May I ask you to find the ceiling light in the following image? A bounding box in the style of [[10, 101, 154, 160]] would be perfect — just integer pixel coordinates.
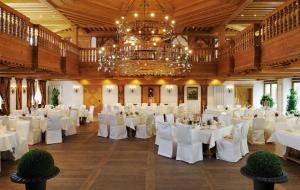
[[134, 13, 138, 17], [150, 13, 155, 17]]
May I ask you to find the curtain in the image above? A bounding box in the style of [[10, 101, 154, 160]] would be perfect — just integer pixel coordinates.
[[16, 79, 22, 110], [0, 78, 11, 115], [39, 80, 47, 106], [27, 79, 35, 109]]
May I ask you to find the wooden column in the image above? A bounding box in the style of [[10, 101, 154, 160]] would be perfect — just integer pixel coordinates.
[[71, 25, 79, 45], [201, 85, 208, 114], [177, 85, 185, 105], [118, 85, 124, 105]]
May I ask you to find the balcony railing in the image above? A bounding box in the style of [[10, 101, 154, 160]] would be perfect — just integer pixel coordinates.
[[261, 0, 300, 42]]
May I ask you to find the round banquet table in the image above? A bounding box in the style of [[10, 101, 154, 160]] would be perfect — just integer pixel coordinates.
[[0, 131, 19, 173]]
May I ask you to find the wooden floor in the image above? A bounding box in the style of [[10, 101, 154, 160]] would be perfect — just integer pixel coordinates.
[[1, 122, 300, 190]]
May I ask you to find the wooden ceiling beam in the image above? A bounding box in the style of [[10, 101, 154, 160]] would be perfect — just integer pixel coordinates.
[[222, 0, 254, 25]]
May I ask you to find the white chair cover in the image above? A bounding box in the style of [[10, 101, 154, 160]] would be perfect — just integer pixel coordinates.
[[216, 123, 243, 162], [154, 115, 164, 145], [109, 115, 127, 140], [250, 118, 266, 144], [218, 114, 232, 126], [98, 113, 108, 137], [157, 122, 176, 158], [166, 113, 175, 124], [87, 105, 95, 123], [240, 121, 250, 156], [46, 114, 63, 144], [136, 114, 153, 139], [175, 123, 203, 164], [14, 120, 30, 160], [65, 109, 78, 136]]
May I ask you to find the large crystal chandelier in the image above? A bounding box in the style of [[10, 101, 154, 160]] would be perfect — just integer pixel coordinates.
[[98, 0, 192, 76]]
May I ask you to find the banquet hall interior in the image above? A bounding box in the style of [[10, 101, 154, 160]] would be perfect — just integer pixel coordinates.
[[0, 0, 300, 189]]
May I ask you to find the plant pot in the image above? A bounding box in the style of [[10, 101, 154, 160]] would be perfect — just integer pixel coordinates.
[[240, 167, 288, 190], [10, 167, 59, 190]]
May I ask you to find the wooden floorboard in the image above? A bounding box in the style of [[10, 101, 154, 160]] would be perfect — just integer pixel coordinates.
[[1, 122, 300, 190]]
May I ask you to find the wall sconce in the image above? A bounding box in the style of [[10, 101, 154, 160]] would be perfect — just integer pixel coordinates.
[[166, 85, 173, 93], [22, 85, 27, 93], [11, 84, 16, 94], [129, 85, 136, 93], [226, 85, 234, 93], [73, 85, 80, 93], [106, 85, 113, 93]]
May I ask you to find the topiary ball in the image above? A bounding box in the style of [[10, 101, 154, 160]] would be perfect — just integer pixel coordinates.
[[17, 149, 57, 178], [246, 150, 283, 178]]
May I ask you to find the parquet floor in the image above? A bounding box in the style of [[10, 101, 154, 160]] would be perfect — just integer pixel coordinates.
[[1, 122, 300, 190]]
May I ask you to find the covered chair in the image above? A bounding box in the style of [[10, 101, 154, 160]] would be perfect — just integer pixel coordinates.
[[87, 105, 95, 123], [14, 120, 30, 160], [135, 114, 153, 139], [216, 123, 243, 162], [218, 114, 232, 126], [249, 118, 266, 144], [65, 109, 78, 136], [109, 114, 127, 140], [27, 117, 42, 145], [157, 122, 177, 158], [46, 114, 63, 144], [240, 121, 250, 156], [166, 113, 175, 125], [175, 123, 203, 164], [154, 115, 164, 145], [98, 113, 108, 137]]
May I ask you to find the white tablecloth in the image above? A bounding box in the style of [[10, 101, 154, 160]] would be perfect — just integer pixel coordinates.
[[0, 131, 19, 152], [268, 129, 300, 156], [125, 117, 139, 130]]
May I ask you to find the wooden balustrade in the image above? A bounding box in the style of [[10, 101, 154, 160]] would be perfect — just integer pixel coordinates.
[[62, 40, 80, 75], [218, 43, 235, 75], [191, 48, 218, 63], [261, 0, 300, 42], [234, 24, 261, 72], [80, 48, 99, 63]]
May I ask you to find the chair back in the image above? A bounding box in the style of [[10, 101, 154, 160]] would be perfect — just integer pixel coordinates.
[[218, 114, 232, 126], [89, 105, 95, 114], [16, 120, 30, 142], [109, 114, 124, 126], [47, 114, 63, 130], [98, 113, 107, 125], [154, 115, 164, 126], [240, 121, 250, 139], [232, 123, 243, 143], [157, 122, 172, 141], [175, 123, 192, 144], [166, 113, 175, 124], [253, 118, 266, 130], [70, 109, 79, 124]]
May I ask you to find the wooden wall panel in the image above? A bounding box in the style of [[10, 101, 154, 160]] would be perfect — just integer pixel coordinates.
[[118, 85, 124, 105], [141, 85, 160, 104], [261, 28, 300, 68], [65, 52, 79, 76], [0, 34, 32, 68], [36, 47, 62, 72], [178, 85, 184, 105], [200, 85, 208, 113], [84, 85, 102, 114]]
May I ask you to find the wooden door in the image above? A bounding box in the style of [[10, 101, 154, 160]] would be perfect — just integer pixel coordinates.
[[84, 85, 102, 115], [141, 85, 161, 104]]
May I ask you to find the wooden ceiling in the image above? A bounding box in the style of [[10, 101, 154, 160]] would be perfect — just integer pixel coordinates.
[[2, 0, 286, 34], [2, 0, 71, 32]]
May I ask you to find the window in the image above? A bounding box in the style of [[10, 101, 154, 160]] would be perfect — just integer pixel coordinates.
[[264, 81, 277, 108], [293, 80, 300, 110]]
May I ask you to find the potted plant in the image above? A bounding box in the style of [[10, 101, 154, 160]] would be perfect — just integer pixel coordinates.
[[260, 95, 274, 108], [286, 88, 298, 116], [11, 149, 60, 190], [240, 150, 288, 190], [51, 88, 60, 107]]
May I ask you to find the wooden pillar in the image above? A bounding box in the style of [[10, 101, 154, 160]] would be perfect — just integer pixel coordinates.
[[71, 25, 79, 45], [218, 25, 226, 48], [201, 85, 208, 114], [118, 85, 125, 105], [178, 85, 185, 105]]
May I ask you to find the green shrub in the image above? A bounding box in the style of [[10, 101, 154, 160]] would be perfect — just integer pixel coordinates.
[[17, 150, 56, 178], [260, 95, 274, 108], [246, 150, 282, 178], [287, 88, 298, 115]]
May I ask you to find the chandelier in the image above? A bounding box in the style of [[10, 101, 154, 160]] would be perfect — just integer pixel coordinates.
[[98, 0, 192, 76]]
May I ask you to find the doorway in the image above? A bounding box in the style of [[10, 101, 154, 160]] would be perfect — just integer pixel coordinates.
[[234, 85, 253, 107]]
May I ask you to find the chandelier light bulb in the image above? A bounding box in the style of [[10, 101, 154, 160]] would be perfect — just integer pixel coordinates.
[[115, 20, 120, 24], [139, 30, 142, 34], [163, 29, 166, 32], [153, 42, 157, 46], [172, 44, 176, 47], [165, 15, 169, 20], [126, 28, 131, 32], [113, 44, 116, 48], [150, 13, 155, 17], [134, 13, 138, 17], [121, 16, 125, 20], [184, 47, 188, 51], [99, 50, 102, 54], [189, 50, 192, 54], [151, 30, 155, 34], [101, 47, 105, 51], [171, 20, 175, 24]]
